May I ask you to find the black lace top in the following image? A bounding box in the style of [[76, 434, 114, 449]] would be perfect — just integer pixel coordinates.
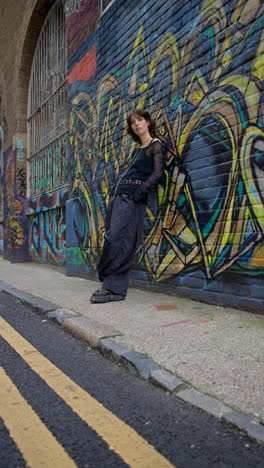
[[115, 140, 165, 202]]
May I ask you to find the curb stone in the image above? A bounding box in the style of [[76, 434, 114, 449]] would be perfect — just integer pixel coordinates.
[[98, 338, 130, 362], [0, 281, 58, 314], [222, 412, 264, 444], [120, 350, 160, 379], [0, 281, 263, 445], [150, 369, 184, 393], [20, 296, 59, 314], [62, 316, 121, 347], [177, 388, 231, 419]]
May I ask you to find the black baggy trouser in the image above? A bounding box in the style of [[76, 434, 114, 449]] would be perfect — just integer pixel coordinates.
[[97, 194, 146, 296]]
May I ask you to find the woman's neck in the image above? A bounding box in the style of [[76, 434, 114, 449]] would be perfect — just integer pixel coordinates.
[[139, 134, 153, 147]]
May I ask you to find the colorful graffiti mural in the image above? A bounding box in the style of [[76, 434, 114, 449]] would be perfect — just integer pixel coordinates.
[[29, 208, 66, 264], [3, 147, 28, 260], [66, 0, 99, 63], [27, 188, 68, 264], [29, 134, 68, 197], [68, 0, 264, 284], [64, 0, 85, 17]]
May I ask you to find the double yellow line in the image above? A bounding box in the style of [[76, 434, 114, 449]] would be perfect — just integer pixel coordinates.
[[0, 317, 176, 467]]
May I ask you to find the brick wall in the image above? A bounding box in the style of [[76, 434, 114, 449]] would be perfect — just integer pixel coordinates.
[[67, 0, 264, 313]]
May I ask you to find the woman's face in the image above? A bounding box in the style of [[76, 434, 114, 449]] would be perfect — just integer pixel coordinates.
[[130, 114, 150, 138]]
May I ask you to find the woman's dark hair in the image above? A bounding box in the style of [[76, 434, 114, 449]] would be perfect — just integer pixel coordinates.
[[127, 109, 156, 143]]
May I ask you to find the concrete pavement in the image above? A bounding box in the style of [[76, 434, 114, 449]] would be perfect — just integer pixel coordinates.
[[0, 256, 263, 444]]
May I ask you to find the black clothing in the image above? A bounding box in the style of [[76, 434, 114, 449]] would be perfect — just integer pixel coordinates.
[[97, 194, 146, 296], [90, 287, 125, 303], [115, 140, 165, 202], [96, 139, 165, 297]]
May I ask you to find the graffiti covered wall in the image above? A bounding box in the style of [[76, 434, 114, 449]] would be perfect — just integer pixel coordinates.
[[66, 0, 264, 311], [27, 136, 68, 266], [3, 142, 28, 262], [27, 188, 68, 265]]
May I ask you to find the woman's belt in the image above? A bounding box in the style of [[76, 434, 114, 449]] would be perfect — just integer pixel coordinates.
[[119, 179, 143, 185]]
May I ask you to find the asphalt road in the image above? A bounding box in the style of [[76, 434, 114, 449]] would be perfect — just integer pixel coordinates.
[[0, 291, 263, 468]]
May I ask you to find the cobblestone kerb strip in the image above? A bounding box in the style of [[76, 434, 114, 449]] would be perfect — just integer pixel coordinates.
[[0, 281, 59, 314], [0, 281, 263, 445]]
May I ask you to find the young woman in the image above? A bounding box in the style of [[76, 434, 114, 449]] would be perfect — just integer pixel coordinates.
[[90, 109, 165, 303]]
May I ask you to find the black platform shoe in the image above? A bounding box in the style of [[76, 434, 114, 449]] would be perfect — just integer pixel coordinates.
[[90, 288, 125, 303]]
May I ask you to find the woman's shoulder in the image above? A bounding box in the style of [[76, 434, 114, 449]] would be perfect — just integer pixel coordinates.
[[149, 138, 162, 148], [150, 138, 163, 151], [145, 138, 164, 157]]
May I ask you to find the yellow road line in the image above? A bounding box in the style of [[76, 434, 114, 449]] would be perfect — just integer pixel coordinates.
[[0, 317, 176, 468], [0, 366, 77, 468]]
